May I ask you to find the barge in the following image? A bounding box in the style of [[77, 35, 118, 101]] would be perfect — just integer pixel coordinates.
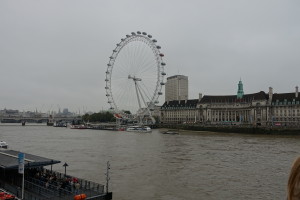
[[0, 149, 112, 200]]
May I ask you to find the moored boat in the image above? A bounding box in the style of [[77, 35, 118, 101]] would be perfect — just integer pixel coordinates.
[[53, 122, 67, 127], [69, 124, 87, 129], [0, 141, 8, 149], [46, 115, 54, 126], [126, 125, 151, 133]]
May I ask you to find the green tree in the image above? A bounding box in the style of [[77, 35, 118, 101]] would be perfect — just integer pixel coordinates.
[[82, 111, 115, 122], [82, 114, 90, 122]]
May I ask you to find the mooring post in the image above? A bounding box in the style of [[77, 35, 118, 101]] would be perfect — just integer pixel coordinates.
[[106, 161, 110, 193]]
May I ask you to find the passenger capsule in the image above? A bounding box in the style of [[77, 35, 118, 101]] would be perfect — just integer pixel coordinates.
[[154, 100, 159, 104], [137, 31, 141, 34], [121, 38, 125, 41], [161, 62, 166, 66], [131, 32, 136, 35], [110, 107, 114, 110], [106, 94, 110, 96], [107, 64, 111, 66], [116, 43, 120, 46], [158, 92, 163, 95], [105, 86, 109, 89], [105, 79, 109, 81], [108, 101, 112, 103], [160, 82, 165, 85], [152, 39, 157, 43], [113, 50, 117, 52], [109, 56, 114, 59], [159, 53, 164, 57], [106, 71, 109, 74], [142, 32, 147, 35], [161, 72, 166, 76], [148, 35, 152, 38], [126, 35, 130, 38], [156, 46, 161, 49]]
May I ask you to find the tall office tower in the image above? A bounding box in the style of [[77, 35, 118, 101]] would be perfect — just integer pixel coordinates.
[[165, 75, 188, 101]]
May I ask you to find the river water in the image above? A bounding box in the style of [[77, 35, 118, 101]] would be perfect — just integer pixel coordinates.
[[0, 124, 299, 200]]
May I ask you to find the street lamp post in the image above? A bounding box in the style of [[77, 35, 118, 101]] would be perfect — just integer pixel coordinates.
[[63, 162, 68, 177]]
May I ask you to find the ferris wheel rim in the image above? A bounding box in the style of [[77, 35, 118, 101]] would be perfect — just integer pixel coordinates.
[[105, 31, 166, 119]]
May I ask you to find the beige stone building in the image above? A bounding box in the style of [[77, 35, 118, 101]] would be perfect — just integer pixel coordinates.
[[198, 91, 268, 125], [160, 80, 300, 127], [268, 86, 300, 127], [160, 99, 199, 124]]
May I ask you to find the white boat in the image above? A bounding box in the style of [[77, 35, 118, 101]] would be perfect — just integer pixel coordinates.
[[0, 141, 8, 149], [126, 125, 152, 133]]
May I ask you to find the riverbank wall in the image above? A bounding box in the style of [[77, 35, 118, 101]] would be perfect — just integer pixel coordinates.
[[158, 124, 300, 135]]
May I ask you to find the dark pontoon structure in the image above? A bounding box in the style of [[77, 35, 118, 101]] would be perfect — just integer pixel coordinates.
[[0, 149, 112, 200]]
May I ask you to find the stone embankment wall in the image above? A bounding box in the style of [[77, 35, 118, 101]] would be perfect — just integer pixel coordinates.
[[158, 124, 300, 135]]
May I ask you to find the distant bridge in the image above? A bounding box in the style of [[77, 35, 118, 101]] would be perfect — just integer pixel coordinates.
[[0, 116, 81, 123]]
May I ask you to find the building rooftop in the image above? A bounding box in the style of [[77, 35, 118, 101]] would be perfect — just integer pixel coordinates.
[[0, 149, 60, 169], [161, 99, 198, 108], [166, 75, 188, 80], [272, 92, 300, 102], [200, 91, 267, 103]]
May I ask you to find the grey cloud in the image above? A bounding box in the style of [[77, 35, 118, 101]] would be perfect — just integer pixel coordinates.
[[0, 0, 300, 112]]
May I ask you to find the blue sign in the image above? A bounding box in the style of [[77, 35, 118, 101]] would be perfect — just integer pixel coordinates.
[[18, 152, 25, 174]]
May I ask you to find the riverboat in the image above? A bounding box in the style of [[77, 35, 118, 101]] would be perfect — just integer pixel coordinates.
[[0, 149, 112, 200], [47, 115, 54, 126], [126, 125, 151, 133], [0, 141, 8, 149], [162, 130, 179, 135], [53, 122, 67, 127], [69, 124, 87, 129]]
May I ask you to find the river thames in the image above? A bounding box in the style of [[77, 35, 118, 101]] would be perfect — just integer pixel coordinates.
[[0, 125, 299, 200]]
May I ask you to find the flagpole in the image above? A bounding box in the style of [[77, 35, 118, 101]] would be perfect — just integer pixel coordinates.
[[22, 170, 24, 199]]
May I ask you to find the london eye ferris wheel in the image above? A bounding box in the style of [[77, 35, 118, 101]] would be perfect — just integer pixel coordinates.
[[105, 31, 166, 123]]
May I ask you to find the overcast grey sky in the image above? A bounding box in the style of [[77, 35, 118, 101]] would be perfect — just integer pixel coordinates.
[[1, 0, 300, 113]]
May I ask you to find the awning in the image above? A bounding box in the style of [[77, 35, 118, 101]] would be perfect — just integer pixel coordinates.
[[0, 149, 60, 169]]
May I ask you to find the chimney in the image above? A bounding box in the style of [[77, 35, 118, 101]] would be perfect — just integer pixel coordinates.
[[296, 86, 299, 98], [268, 87, 273, 102], [199, 93, 203, 101]]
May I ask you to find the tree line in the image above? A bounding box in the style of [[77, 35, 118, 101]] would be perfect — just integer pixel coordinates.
[[82, 112, 115, 122]]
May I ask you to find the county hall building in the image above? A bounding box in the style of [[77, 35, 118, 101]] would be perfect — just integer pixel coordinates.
[[160, 80, 300, 127]]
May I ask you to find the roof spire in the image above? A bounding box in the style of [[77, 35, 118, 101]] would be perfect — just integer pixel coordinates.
[[237, 79, 244, 99]]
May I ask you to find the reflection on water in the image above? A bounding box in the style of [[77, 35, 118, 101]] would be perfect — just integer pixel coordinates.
[[1, 125, 300, 200]]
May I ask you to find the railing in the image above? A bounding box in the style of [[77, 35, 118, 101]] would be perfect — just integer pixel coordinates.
[[0, 169, 106, 200], [25, 177, 72, 196], [43, 169, 104, 193], [25, 180, 71, 200]]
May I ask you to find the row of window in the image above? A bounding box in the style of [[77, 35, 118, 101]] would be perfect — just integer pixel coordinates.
[[272, 100, 300, 105], [162, 107, 196, 110], [210, 111, 250, 116], [273, 118, 300, 121], [273, 109, 300, 113], [273, 113, 300, 117]]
